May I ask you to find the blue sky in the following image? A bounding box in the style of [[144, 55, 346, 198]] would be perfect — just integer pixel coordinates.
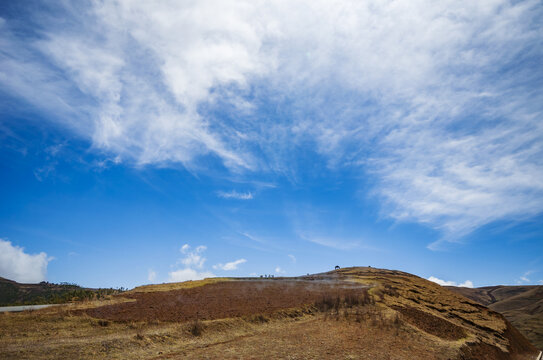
[[1, 1, 542, 289]]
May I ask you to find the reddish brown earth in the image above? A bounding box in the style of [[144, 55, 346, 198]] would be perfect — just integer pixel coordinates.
[[85, 279, 369, 322], [392, 305, 466, 340]]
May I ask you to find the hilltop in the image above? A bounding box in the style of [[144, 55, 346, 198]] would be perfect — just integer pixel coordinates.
[[0, 267, 539, 359], [448, 285, 543, 350]]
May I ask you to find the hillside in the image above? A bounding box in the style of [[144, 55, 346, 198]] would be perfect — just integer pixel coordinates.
[[448, 285, 543, 350], [0, 277, 122, 306], [0, 267, 539, 359]]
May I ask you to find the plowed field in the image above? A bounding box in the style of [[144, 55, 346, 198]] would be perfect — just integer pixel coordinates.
[[85, 279, 369, 322]]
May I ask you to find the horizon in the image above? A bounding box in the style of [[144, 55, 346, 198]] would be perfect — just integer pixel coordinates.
[[2, 265, 543, 290], [1, 1, 542, 290]]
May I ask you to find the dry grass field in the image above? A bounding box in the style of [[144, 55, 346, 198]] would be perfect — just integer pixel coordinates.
[[0, 267, 539, 359]]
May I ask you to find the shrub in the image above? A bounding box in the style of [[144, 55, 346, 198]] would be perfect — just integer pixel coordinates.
[[189, 319, 204, 336], [97, 320, 110, 327]]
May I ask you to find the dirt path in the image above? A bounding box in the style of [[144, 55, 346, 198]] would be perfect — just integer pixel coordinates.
[[0, 304, 61, 312], [487, 288, 498, 304]]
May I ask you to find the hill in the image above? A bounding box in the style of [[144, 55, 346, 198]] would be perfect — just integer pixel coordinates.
[[448, 285, 543, 350], [0, 267, 539, 359], [0, 276, 122, 306]]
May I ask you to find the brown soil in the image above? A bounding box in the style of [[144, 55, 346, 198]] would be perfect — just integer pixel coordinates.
[[154, 316, 458, 360], [458, 333, 536, 360], [84, 279, 369, 322], [459, 341, 512, 360], [393, 305, 466, 340]]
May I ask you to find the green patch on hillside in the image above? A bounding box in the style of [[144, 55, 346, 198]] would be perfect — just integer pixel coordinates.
[[0, 277, 124, 306]]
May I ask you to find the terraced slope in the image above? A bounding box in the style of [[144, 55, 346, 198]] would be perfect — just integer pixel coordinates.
[[449, 285, 543, 350], [338, 267, 537, 359]]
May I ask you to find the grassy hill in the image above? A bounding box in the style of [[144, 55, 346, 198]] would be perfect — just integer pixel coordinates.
[[0, 267, 538, 359], [448, 285, 543, 350], [0, 277, 123, 306]]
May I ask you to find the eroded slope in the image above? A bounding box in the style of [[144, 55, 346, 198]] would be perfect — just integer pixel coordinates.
[[449, 285, 543, 350]]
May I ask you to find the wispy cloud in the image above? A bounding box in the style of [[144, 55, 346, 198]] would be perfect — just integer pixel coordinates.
[[518, 270, 535, 284], [428, 276, 474, 288], [302, 236, 360, 251], [377, 120, 543, 247], [147, 269, 157, 282], [240, 232, 267, 245], [217, 190, 254, 200], [33, 144, 66, 182], [235, 231, 280, 253], [213, 258, 247, 271], [290, 204, 372, 251], [2, 1, 542, 242], [288, 254, 296, 263]]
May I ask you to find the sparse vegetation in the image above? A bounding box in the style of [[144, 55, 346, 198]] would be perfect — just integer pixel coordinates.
[[313, 290, 373, 313], [129, 277, 232, 293], [313, 291, 402, 333]]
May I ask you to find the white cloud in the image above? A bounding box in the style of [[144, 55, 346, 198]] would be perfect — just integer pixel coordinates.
[[288, 254, 296, 263], [2, 1, 542, 241], [275, 267, 285, 274], [377, 121, 543, 247], [180, 244, 191, 254], [538, 280, 543, 285], [217, 190, 254, 200], [428, 276, 474, 288], [168, 244, 215, 282], [147, 269, 157, 282], [168, 268, 215, 282], [213, 258, 247, 271], [0, 239, 51, 283], [178, 244, 207, 269]]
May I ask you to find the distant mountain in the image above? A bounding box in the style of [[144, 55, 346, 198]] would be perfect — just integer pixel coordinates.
[[0, 277, 121, 306], [448, 285, 543, 350]]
